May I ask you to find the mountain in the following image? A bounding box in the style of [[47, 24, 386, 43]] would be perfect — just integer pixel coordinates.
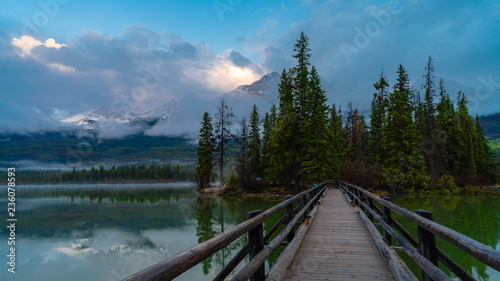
[[226, 72, 280, 98], [61, 100, 178, 130], [61, 72, 282, 135]]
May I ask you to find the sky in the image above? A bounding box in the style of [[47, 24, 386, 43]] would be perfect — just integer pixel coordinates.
[[0, 0, 499, 135]]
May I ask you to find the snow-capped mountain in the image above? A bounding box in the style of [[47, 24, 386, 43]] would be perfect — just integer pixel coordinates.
[[226, 72, 280, 98], [60, 100, 178, 130], [62, 72, 282, 131]]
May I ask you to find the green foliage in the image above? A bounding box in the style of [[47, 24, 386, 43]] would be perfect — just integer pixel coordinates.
[[383, 65, 423, 173], [222, 169, 242, 196], [196, 112, 215, 188], [299, 66, 337, 180], [265, 32, 338, 187], [367, 70, 389, 165], [433, 175, 460, 195], [18, 163, 194, 184], [214, 97, 236, 185], [247, 105, 262, 178]]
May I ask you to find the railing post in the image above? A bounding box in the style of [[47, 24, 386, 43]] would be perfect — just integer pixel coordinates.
[[309, 192, 315, 212], [367, 197, 374, 222], [301, 195, 307, 222], [285, 196, 295, 243], [383, 197, 392, 246], [359, 192, 365, 212], [248, 210, 265, 281], [416, 210, 438, 281]]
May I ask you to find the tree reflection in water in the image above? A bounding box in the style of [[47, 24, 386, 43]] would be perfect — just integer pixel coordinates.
[[391, 195, 500, 281]]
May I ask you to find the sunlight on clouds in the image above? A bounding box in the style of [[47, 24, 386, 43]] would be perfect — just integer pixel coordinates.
[[187, 54, 260, 93], [11, 36, 42, 57], [11, 36, 66, 57], [11, 36, 75, 74]]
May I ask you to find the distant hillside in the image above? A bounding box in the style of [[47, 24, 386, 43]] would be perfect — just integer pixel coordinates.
[[480, 112, 500, 160], [479, 112, 500, 139], [0, 131, 196, 166]]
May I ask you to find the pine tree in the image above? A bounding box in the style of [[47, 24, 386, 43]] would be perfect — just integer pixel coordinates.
[[262, 104, 277, 179], [457, 91, 476, 177], [383, 65, 423, 173], [196, 112, 215, 188], [292, 32, 312, 187], [329, 103, 345, 165], [236, 118, 250, 187], [300, 66, 337, 181], [420, 56, 447, 178], [269, 69, 298, 187], [293, 31, 312, 118], [367, 70, 389, 164], [436, 80, 461, 174], [247, 105, 262, 178], [474, 115, 498, 183], [214, 97, 235, 186]]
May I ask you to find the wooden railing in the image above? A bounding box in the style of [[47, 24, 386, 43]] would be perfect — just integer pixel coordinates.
[[338, 181, 500, 281], [124, 183, 328, 281]]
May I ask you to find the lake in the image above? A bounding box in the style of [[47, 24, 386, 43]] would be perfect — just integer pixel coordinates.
[[1, 184, 498, 280], [391, 194, 500, 280], [0, 183, 284, 281]]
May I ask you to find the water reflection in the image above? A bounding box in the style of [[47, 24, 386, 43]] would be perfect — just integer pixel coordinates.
[[391, 195, 500, 281], [0, 184, 284, 281]]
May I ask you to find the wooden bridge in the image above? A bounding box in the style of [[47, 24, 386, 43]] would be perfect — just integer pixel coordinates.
[[125, 182, 500, 281]]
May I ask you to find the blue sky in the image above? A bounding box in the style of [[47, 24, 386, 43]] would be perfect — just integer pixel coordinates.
[[1, 0, 499, 134]]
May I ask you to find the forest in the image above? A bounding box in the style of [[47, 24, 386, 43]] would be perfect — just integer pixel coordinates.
[[196, 32, 499, 194], [17, 163, 193, 184]]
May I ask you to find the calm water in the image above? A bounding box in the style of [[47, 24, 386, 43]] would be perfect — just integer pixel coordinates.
[[391, 195, 500, 281], [0, 183, 284, 281]]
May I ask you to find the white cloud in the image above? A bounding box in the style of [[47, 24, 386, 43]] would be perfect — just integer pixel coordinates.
[[11, 36, 66, 57]]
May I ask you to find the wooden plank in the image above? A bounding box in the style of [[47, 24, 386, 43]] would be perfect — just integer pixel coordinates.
[[282, 188, 395, 280]]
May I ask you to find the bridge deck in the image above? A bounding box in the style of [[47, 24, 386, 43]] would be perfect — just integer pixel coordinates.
[[284, 188, 395, 280]]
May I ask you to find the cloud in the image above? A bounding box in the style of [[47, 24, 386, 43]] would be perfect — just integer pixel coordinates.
[[250, 0, 500, 115], [11, 36, 65, 57], [1, 25, 265, 133]]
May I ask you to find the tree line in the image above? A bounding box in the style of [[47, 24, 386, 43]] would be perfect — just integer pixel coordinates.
[[196, 32, 498, 193], [18, 163, 193, 184]]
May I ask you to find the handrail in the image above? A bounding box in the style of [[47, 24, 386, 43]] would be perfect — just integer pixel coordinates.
[[339, 181, 500, 280], [341, 185, 452, 280], [125, 183, 327, 281], [340, 181, 500, 271], [230, 186, 326, 281]]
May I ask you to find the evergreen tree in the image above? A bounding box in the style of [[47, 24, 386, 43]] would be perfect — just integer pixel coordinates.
[[196, 113, 215, 188], [269, 69, 298, 187], [421, 56, 447, 178], [247, 105, 262, 178], [236, 118, 250, 187], [292, 32, 313, 187], [457, 91, 476, 177], [383, 65, 423, 173], [344, 103, 365, 166], [474, 115, 498, 183], [292, 31, 312, 118], [262, 104, 277, 179], [436, 80, 461, 174], [329, 103, 345, 165], [367, 70, 389, 164], [300, 66, 338, 180], [214, 97, 235, 186]]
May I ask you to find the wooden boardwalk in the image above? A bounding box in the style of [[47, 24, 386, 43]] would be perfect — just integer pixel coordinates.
[[284, 188, 395, 280]]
